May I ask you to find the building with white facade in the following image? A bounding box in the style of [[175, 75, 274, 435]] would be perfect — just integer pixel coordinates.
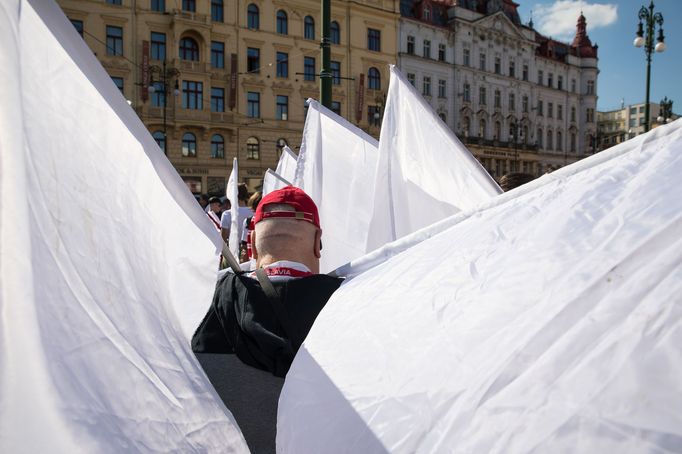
[[398, 0, 599, 179]]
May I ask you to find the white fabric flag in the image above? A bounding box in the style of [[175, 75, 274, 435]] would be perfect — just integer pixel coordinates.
[[0, 1, 248, 452], [276, 145, 298, 184], [226, 157, 240, 259], [294, 99, 379, 272], [262, 168, 293, 196], [279, 121, 682, 453], [366, 65, 501, 252]]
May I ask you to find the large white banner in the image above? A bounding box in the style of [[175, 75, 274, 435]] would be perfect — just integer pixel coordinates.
[[276, 146, 298, 185], [365, 66, 501, 252], [0, 1, 248, 452], [279, 120, 682, 453], [294, 100, 379, 272]]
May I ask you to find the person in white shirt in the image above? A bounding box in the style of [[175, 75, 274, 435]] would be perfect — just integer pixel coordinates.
[[220, 183, 254, 244]]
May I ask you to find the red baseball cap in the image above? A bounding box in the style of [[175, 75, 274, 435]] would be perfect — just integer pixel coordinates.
[[254, 186, 320, 228]]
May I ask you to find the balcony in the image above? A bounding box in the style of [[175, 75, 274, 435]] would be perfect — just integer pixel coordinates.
[[172, 10, 210, 26]]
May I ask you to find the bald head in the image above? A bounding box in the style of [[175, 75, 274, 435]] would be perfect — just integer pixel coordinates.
[[252, 203, 322, 274]]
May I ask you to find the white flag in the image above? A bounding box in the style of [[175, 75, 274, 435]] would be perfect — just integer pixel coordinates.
[[294, 99, 379, 272], [366, 65, 501, 251], [276, 145, 298, 184], [226, 157, 240, 259], [0, 1, 248, 452], [279, 120, 682, 453]]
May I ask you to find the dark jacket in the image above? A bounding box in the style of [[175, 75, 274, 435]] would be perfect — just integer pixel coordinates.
[[192, 272, 343, 377]]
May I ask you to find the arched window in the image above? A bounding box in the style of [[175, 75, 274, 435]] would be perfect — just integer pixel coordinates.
[[330, 21, 340, 44], [179, 37, 199, 61], [537, 127, 543, 148], [547, 129, 553, 150], [479, 118, 486, 138], [182, 132, 197, 157], [246, 136, 260, 160], [304, 16, 315, 40], [556, 130, 563, 151], [276, 10, 288, 35], [570, 132, 576, 152], [368, 67, 381, 90], [211, 134, 224, 158], [247, 4, 259, 30], [152, 131, 166, 154]]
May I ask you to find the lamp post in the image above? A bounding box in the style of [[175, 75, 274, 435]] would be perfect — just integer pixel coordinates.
[[147, 60, 181, 153], [657, 96, 674, 124], [633, 0, 666, 133]]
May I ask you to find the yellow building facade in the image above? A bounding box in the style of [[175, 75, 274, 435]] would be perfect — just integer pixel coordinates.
[[57, 0, 398, 194]]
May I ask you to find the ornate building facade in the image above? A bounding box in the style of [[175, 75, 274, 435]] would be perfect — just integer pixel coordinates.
[[58, 0, 398, 194], [399, 0, 599, 179]]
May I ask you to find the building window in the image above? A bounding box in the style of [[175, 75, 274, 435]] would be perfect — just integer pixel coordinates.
[[438, 79, 446, 98], [571, 106, 577, 122], [368, 67, 380, 90], [558, 75, 563, 90], [639, 105, 645, 113], [423, 40, 431, 58], [509, 93, 515, 111], [151, 82, 165, 107], [276, 52, 288, 78], [150, 32, 166, 60], [182, 0, 196, 11], [547, 129, 553, 150], [304, 16, 315, 39], [557, 104, 563, 120], [367, 28, 381, 51], [571, 78, 576, 92], [509, 60, 515, 78], [182, 80, 203, 109], [548, 73, 553, 88], [423, 5, 431, 20], [368, 105, 381, 126], [522, 64, 528, 81], [106, 26, 123, 56], [407, 35, 415, 54], [407, 73, 415, 86], [211, 87, 225, 112], [556, 130, 563, 151], [586, 108, 594, 123], [304, 57, 315, 81], [438, 44, 446, 62], [246, 137, 260, 159], [462, 116, 471, 135], [522, 95, 528, 112], [571, 133, 576, 152], [247, 47, 260, 73], [548, 102, 553, 118], [479, 86, 486, 105], [537, 100, 543, 116], [211, 134, 225, 158], [494, 121, 501, 140], [247, 92, 260, 118], [463, 48, 470, 66], [494, 56, 501, 74], [247, 4, 259, 29], [151, 0, 165, 12], [182, 132, 197, 157], [277, 10, 288, 34], [179, 37, 199, 61], [211, 41, 224, 68], [479, 52, 486, 71], [537, 70, 543, 85], [153, 131, 165, 153], [331, 21, 340, 44], [107, 0, 122, 5], [111, 76, 124, 93], [276, 95, 289, 120], [463, 83, 470, 102], [423, 76, 431, 96], [494, 89, 501, 108], [331, 101, 341, 115], [479, 118, 486, 138], [331, 60, 341, 85], [537, 128, 543, 148], [211, 0, 223, 22], [70, 19, 83, 37], [587, 80, 595, 95]]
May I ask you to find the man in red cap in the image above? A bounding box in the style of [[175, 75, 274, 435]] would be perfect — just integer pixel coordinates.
[[192, 186, 342, 378]]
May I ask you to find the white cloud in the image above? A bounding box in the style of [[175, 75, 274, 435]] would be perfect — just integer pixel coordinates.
[[533, 0, 618, 41]]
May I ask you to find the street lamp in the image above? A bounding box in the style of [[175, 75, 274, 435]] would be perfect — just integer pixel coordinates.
[[633, 0, 666, 133], [657, 96, 674, 124], [147, 60, 181, 153]]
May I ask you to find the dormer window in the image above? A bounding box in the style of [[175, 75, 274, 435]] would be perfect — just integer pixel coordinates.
[[423, 6, 431, 20]]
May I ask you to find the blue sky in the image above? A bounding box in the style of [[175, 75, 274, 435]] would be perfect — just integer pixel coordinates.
[[514, 0, 681, 111]]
